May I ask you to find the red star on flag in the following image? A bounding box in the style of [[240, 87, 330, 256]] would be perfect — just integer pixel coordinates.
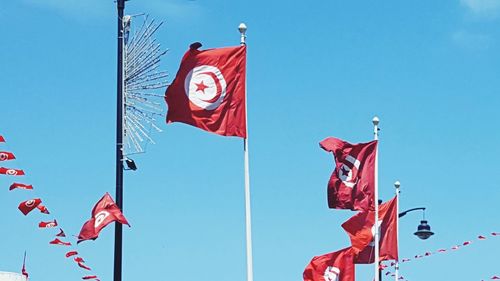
[[195, 81, 209, 93]]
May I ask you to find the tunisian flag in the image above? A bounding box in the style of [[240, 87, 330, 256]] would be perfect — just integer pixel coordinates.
[[0, 167, 25, 176], [341, 196, 398, 263], [303, 247, 355, 281], [18, 199, 42, 215], [320, 137, 377, 211], [0, 151, 16, 161], [165, 42, 247, 138], [78, 193, 129, 243]]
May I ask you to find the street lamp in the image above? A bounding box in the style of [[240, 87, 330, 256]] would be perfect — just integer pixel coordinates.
[[398, 207, 434, 240]]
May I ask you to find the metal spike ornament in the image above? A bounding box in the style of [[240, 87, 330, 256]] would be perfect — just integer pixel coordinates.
[[123, 15, 168, 155]]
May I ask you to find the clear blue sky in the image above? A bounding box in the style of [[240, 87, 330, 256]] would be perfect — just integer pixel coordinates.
[[1, 0, 500, 280]]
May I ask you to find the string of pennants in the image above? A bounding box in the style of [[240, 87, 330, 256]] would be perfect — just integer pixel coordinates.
[[379, 232, 500, 281], [0, 134, 100, 281]]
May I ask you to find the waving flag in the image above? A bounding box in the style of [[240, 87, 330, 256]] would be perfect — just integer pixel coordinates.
[[39, 220, 58, 228], [57, 229, 66, 237], [18, 199, 42, 215], [10, 183, 33, 191], [165, 43, 247, 138], [0, 167, 25, 176], [66, 251, 78, 258], [320, 137, 377, 211], [37, 204, 50, 214], [0, 135, 5, 142], [342, 196, 398, 263], [303, 247, 355, 281], [78, 193, 130, 243], [0, 151, 16, 161], [50, 238, 72, 246]]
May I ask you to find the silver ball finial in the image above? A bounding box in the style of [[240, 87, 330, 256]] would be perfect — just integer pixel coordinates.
[[372, 116, 380, 126], [238, 23, 247, 34], [394, 180, 401, 189]]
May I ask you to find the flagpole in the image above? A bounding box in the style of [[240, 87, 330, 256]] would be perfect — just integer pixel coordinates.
[[372, 116, 380, 281], [239, 22, 254, 281], [114, 1, 125, 281], [394, 181, 400, 281]]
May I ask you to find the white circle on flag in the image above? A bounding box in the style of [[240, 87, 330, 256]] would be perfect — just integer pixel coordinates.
[[0, 153, 7, 161], [184, 65, 227, 110], [25, 200, 35, 208], [323, 266, 340, 281], [94, 210, 110, 228], [6, 169, 17, 175], [46, 222, 56, 228]]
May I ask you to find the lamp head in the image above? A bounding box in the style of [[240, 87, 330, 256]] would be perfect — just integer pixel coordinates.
[[414, 220, 434, 240], [125, 158, 137, 171]]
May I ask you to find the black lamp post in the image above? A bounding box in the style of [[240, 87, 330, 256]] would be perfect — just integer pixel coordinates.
[[398, 207, 434, 240]]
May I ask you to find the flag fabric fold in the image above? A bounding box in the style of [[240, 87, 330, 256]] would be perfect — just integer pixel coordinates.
[[320, 137, 377, 211], [303, 247, 355, 281], [165, 43, 247, 138], [78, 192, 130, 243], [342, 196, 398, 263]]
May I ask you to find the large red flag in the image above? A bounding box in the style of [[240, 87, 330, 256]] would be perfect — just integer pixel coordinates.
[[18, 199, 42, 215], [303, 247, 355, 281], [342, 196, 398, 263], [0, 151, 16, 161], [165, 43, 247, 138], [320, 137, 377, 211], [0, 167, 25, 176], [78, 193, 130, 243]]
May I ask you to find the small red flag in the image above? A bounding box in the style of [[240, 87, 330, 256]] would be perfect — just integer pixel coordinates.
[[74, 257, 85, 263], [320, 137, 377, 211], [66, 251, 78, 258], [37, 204, 50, 214], [478, 235, 487, 240], [18, 199, 42, 215], [82, 276, 99, 280], [78, 193, 130, 243], [10, 183, 33, 191], [0, 151, 16, 161], [0, 135, 5, 142], [57, 228, 66, 237], [76, 260, 91, 271], [0, 167, 25, 176], [165, 43, 247, 138], [49, 238, 71, 246], [303, 247, 355, 281], [39, 220, 58, 228], [437, 249, 447, 253], [491, 276, 500, 280], [463, 241, 471, 246], [342, 196, 398, 263], [492, 232, 500, 236]]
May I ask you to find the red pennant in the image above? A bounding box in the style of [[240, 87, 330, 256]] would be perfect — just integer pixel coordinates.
[[18, 199, 42, 215], [0, 167, 25, 176], [56, 228, 66, 237], [320, 137, 377, 211], [77, 261, 91, 271], [424, 252, 432, 256], [82, 276, 99, 280], [463, 241, 471, 246], [66, 251, 78, 258], [401, 258, 410, 262], [478, 235, 487, 240], [165, 44, 247, 138], [437, 249, 447, 253], [492, 232, 500, 236], [37, 204, 50, 214], [491, 276, 500, 280], [0, 135, 5, 142], [49, 238, 71, 246], [9, 183, 33, 191], [0, 151, 16, 161], [451, 245, 460, 250], [39, 220, 58, 228], [303, 247, 355, 281], [78, 193, 130, 243], [74, 257, 85, 263]]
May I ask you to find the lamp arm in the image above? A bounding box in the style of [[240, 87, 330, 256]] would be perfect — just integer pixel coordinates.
[[398, 207, 426, 218]]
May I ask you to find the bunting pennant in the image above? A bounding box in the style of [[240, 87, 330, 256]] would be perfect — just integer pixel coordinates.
[[49, 238, 72, 246], [66, 251, 78, 258], [82, 276, 99, 280], [0, 135, 5, 142], [0, 167, 25, 176], [56, 228, 66, 237], [18, 199, 42, 215], [0, 151, 16, 161], [10, 183, 33, 191], [39, 220, 58, 228], [37, 204, 50, 214]]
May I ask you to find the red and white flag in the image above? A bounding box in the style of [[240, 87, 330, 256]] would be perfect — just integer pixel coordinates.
[[0, 135, 5, 142], [49, 238, 72, 246], [57, 228, 66, 237], [0, 151, 16, 161], [165, 43, 247, 138], [0, 167, 25, 176], [78, 193, 130, 243], [342, 196, 398, 263], [303, 247, 355, 281], [37, 204, 50, 214], [82, 276, 99, 280], [10, 183, 33, 191], [66, 251, 78, 258], [320, 137, 377, 211], [18, 199, 42, 215], [39, 220, 58, 228]]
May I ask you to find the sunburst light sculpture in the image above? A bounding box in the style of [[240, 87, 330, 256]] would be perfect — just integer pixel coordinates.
[[123, 15, 168, 155]]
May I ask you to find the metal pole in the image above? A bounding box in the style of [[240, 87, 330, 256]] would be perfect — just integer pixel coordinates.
[[394, 181, 401, 281], [115, 1, 125, 281], [239, 22, 254, 281], [372, 116, 380, 281]]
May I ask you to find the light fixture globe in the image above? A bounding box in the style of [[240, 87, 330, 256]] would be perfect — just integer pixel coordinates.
[[414, 220, 434, 240]]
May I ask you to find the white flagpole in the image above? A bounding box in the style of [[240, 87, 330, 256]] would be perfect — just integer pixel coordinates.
[[372, 116, 380, 281], [394, 181, 401, 281], [239, 22, 254, 281]]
